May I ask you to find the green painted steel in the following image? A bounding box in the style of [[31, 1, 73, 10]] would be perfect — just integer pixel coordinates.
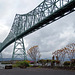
[[0, 0, 75, 52], [0, 52, 3, 61], [12, 38, 27, 60]]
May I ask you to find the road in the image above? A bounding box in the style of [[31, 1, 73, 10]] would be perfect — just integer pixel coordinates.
[[0, 68, 75, 75]]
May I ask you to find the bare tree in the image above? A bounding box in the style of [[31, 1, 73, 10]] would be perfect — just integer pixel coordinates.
[[27, 46, 41, 63], [66, 43, 75, 60], [52, 43, 75, 62]]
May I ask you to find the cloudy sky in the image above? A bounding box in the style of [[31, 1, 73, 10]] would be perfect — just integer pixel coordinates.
[[0, 0, 75, 59]]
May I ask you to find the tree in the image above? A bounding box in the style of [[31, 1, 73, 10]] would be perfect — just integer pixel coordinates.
[[27, 46, 41, 64], [52, 43, 75, 62], [66, 43, 75, 60]]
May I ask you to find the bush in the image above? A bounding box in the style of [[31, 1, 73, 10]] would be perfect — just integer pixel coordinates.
[[71, 59, 75, 66], [55, 60, 60, 65], [51, 60, 56, 67], [51, 60, 56, 63], [46, 59, 51, 63], [1, 61, 12, 64], [12, 64, 18, 68], [63, 61, 70, 67], [30, 61, 35, 64], [15, 61, 29, 68], [38, 59, 47, 66]]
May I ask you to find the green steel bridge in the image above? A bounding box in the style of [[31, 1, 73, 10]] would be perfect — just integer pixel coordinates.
[[0, 0, 75, 59]]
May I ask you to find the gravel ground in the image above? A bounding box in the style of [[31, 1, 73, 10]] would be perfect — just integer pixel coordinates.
[[0, 68, 75, 75]]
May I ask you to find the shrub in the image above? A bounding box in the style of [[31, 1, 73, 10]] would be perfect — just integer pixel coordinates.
[[1, 61, 12, 64], [55, 60, 60, 65], [71, 59, 75, 66], [38, 59, 47, 66], [51, 60, 56, 67], [46, 59, 51, 66], [16, 61, 29, 68], [26, 60, 30, 64], [51, 60, 56, 63], [30, 61, 35, 64], [12, 64, 18, 68], [46, 59, 51, 63], [63, 61, 70, 67]]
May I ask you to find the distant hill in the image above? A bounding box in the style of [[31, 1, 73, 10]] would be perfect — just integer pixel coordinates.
[[0, 58, 32, 61], [0, 57, 70, 61]]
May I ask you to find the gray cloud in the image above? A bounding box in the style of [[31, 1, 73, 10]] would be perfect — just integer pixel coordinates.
[[24, 12, 75, 59], [0, 0, 75, 59]]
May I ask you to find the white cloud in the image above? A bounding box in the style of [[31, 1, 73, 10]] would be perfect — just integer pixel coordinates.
[[0, 24, 10, 42], [0, 0, 75, 59]]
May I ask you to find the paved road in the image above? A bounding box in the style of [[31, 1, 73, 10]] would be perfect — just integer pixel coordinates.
[[0, 68, 75, 75]]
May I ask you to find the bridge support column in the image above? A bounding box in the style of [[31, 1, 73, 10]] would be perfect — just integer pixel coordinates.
[[0, 52, 3, 62], [12, 38, 27, 61]]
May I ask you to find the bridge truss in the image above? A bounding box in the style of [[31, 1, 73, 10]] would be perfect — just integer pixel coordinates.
[[0, 0, 75, 59]]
